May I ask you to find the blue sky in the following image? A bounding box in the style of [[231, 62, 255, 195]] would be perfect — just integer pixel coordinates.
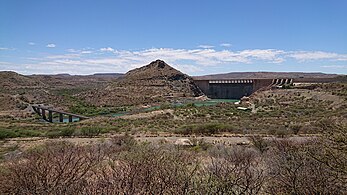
[[0, 0, 347, 75]]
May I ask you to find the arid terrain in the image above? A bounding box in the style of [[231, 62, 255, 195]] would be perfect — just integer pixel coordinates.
[[0, 60, 346, 194]]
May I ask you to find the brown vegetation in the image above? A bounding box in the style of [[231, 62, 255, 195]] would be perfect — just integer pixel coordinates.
[[0, 125, 346, 194]]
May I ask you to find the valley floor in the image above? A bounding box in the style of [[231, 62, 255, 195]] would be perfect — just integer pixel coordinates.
[[0, 82, 346, 194]]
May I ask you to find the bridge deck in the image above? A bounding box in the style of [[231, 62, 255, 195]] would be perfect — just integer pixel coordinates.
[[32, 106, 90, 119]]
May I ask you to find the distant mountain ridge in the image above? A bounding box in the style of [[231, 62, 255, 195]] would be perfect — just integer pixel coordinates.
[[29, 73, 124, 78], [2, 70, 339, 80], [193, 72, 340, 80], [93, 73, 124, 78], [0, 64, 345, 111]]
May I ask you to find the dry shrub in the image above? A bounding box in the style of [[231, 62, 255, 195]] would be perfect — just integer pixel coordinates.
[[315, 119, 347, 177], [265, 139, 344, 194], [248, 135, 269, 153], [0, 131, 346, 194], [201, 145, 266, 194], [0, 141, 104, 195], [84, 144, 200, 194]]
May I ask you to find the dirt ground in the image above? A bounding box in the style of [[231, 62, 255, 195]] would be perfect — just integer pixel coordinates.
[[119, 109, 175, 120], [0, 134, 317, 157]]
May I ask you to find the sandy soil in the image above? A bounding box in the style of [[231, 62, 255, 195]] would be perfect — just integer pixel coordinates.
[[119, 109, 174, 120], [0, 134, 317, 156]]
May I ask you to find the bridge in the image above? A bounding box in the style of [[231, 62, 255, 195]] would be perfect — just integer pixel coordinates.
[[32, 105, 89, 123], [193, 78, 293, 99]]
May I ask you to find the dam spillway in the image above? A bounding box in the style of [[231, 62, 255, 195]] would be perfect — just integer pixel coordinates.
[[207, 80, 254, 99]]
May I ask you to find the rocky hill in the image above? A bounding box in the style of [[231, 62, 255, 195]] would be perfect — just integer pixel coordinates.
[[118, 60, 202, 95], [0, 71, 118, 114], [0, 71, 45, 91], [79, 60, 203, 106], [0, 72, 46, 115]]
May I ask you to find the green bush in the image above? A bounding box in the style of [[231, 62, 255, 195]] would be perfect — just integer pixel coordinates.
[[275, 129, 290, 138], [0, 129, 18, 140], [282, 84, 293, 89], [14, 129, 42, 137], [184, 103, 196, 108], [46, 130, 62, 139], [0, 128, 45, 139], [290, 124, 302, 135], [60, 128, 75, 137], [80, 127, 101, 137], [159, 103, 172, 110], [190, 138, 211, 151], [45, 128, 75, 138]]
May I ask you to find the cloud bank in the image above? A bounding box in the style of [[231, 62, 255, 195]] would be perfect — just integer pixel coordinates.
[[1, 46, 347, 75]]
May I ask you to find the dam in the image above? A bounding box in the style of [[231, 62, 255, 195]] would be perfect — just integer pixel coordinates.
[[193, 78, 293, 99], [193, 76, 345, 99]]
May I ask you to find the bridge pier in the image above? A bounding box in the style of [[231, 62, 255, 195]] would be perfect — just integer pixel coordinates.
[[42, 109, 46, 120], [37, 108, 42, 116], [32, 106, 37, 114], [59, 113, 64, 122], [35, 108, 40, 115], [48, 111, 53, 123]]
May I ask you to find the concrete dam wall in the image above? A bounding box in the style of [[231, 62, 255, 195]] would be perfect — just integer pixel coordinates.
[[193, 79, 278, 99], [209, 83, 253, 99], [194, 77, 344, 99]]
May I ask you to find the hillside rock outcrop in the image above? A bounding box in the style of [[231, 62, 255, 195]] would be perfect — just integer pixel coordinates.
[[80, 60, 203, 106]]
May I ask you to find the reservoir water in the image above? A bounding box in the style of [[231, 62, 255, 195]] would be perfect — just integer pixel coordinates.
[[111, 99, 238, 117]]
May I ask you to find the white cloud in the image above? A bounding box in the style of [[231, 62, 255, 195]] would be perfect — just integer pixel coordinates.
[[67, 48, 93, 54], [239, 49, 285, 63], [28, 42, 36, 46], [67, 48, 78, 53], [3, 46, 347, 75], [45, 54, 80, 59], [0, 61, 13, 66], [197, 45, 214, 49], [0, 47, 15, 51], [173, 63, 204, 73], [24, 48, 286, 74], [100, 47, 114, 52], [220, 43, 232, 47], [46, 43, 56, 48], [287, 51, 347, 62], [321, 65, 347, 69], [81, 50, 92, 54]]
